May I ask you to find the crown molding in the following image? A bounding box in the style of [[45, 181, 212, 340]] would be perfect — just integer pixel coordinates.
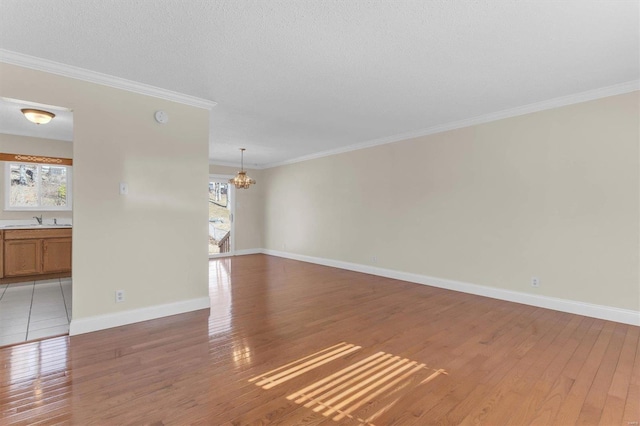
[[209, 173, 234, 180], [208, 159, 245, 168], [263, 80, 640, 169], [0, 49, 217, 110], [209, 159, 264, 170]]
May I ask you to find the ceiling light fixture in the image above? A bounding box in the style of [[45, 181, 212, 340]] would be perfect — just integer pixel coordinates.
[[229, 148, 256, 189], [21, 108, 55, 125]]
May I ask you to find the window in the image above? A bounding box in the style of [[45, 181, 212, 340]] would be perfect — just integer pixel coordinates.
[[5, 162, 72, 211]]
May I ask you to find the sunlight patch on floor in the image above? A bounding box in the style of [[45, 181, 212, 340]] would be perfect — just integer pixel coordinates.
[[251, 343, 446, 425], [249, 342, 361, 389], [287, 351, 446, 424]]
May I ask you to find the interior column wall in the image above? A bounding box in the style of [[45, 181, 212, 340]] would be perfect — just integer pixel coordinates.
[[0, 63, 211, 327]]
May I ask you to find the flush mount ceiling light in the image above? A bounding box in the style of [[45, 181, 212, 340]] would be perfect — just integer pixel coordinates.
[[229, 148, 256, 189], [21, 108, 55, 125]]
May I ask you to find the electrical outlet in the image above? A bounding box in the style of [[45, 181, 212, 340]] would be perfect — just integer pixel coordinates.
[[372, 256, 378, 264], [115, 290, 125, 303], [531, 277, 540, 288]]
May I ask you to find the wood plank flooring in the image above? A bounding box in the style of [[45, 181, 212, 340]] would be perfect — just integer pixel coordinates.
[[1, 254, 638, 425]]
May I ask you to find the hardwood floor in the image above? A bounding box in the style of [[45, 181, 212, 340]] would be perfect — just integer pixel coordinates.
[[1, 254, 638, 425]]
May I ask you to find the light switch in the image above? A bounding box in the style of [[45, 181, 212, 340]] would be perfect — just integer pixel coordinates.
[[119, 182, 129, 195]]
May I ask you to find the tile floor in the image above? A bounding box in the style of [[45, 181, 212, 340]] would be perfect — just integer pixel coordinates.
[[0, 278, 72, 346]]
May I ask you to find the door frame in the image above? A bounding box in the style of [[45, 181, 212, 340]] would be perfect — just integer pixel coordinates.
[[208, 174, 235, 259]]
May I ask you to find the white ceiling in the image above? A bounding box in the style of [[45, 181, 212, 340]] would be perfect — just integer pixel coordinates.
[[0, 1, 638, 167]]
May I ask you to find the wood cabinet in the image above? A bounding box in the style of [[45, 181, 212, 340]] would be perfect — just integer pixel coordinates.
[[4, 239, 41, 276], [43, 238, 72, 273], [2, 228, 71, 278]]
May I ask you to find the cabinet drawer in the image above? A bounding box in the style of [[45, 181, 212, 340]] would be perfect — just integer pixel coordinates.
[[4, 228, 72, 240]]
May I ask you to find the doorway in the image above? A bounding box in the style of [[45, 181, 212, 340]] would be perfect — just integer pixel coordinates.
[[208, 175, 235, 258], [0, 97, 73, 346]]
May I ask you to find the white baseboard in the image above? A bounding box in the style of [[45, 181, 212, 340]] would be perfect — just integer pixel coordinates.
[[69, 250, 638, 336], [69, 297, 210, 336], [262, 249, 640, 326], [208, 249, 263, 260], [234, 249, 263, 256]]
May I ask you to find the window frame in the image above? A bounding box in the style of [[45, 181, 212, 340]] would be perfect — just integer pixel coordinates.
[[4, 162, 73, 211]]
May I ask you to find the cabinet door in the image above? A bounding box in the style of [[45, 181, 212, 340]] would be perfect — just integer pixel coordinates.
[[42, 238, 72, 273], [4, 239, 41, 276]]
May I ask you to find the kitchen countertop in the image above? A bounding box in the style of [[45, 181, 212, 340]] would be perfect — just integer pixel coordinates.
[[0, 224, 72, 230]]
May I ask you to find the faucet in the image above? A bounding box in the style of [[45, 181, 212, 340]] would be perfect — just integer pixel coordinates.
[[33, 215, 43, 225]]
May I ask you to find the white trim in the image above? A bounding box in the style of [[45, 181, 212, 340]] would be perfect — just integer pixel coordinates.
[[3, 50, 634, 170], [0, 49, 217, 110], [209, 173, 234, 180], [208, 160, 262, 172], [261, 249, 640, 326], [69, 297, 210, 335], [209, 160, 245, 169], [208, 248, 262, 259], [208, 253, 231, 259], [234, 248, 263, 256], [262, 81, 640, 169]]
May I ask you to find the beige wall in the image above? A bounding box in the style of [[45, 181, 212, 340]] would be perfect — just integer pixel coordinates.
[[263, 92, 640, 311], [0, 63, 210, 320], [209, 164, 264, 251], [0, 133, 73, 221]]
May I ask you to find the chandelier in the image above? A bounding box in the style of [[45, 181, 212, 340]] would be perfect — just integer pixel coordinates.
[[229, 148, 256, 189]]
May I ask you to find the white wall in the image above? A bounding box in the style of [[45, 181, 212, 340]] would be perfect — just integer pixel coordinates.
[[0, 133, 73, 221], [263, 92, 640, 313], [0, 63, 211, 332]]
